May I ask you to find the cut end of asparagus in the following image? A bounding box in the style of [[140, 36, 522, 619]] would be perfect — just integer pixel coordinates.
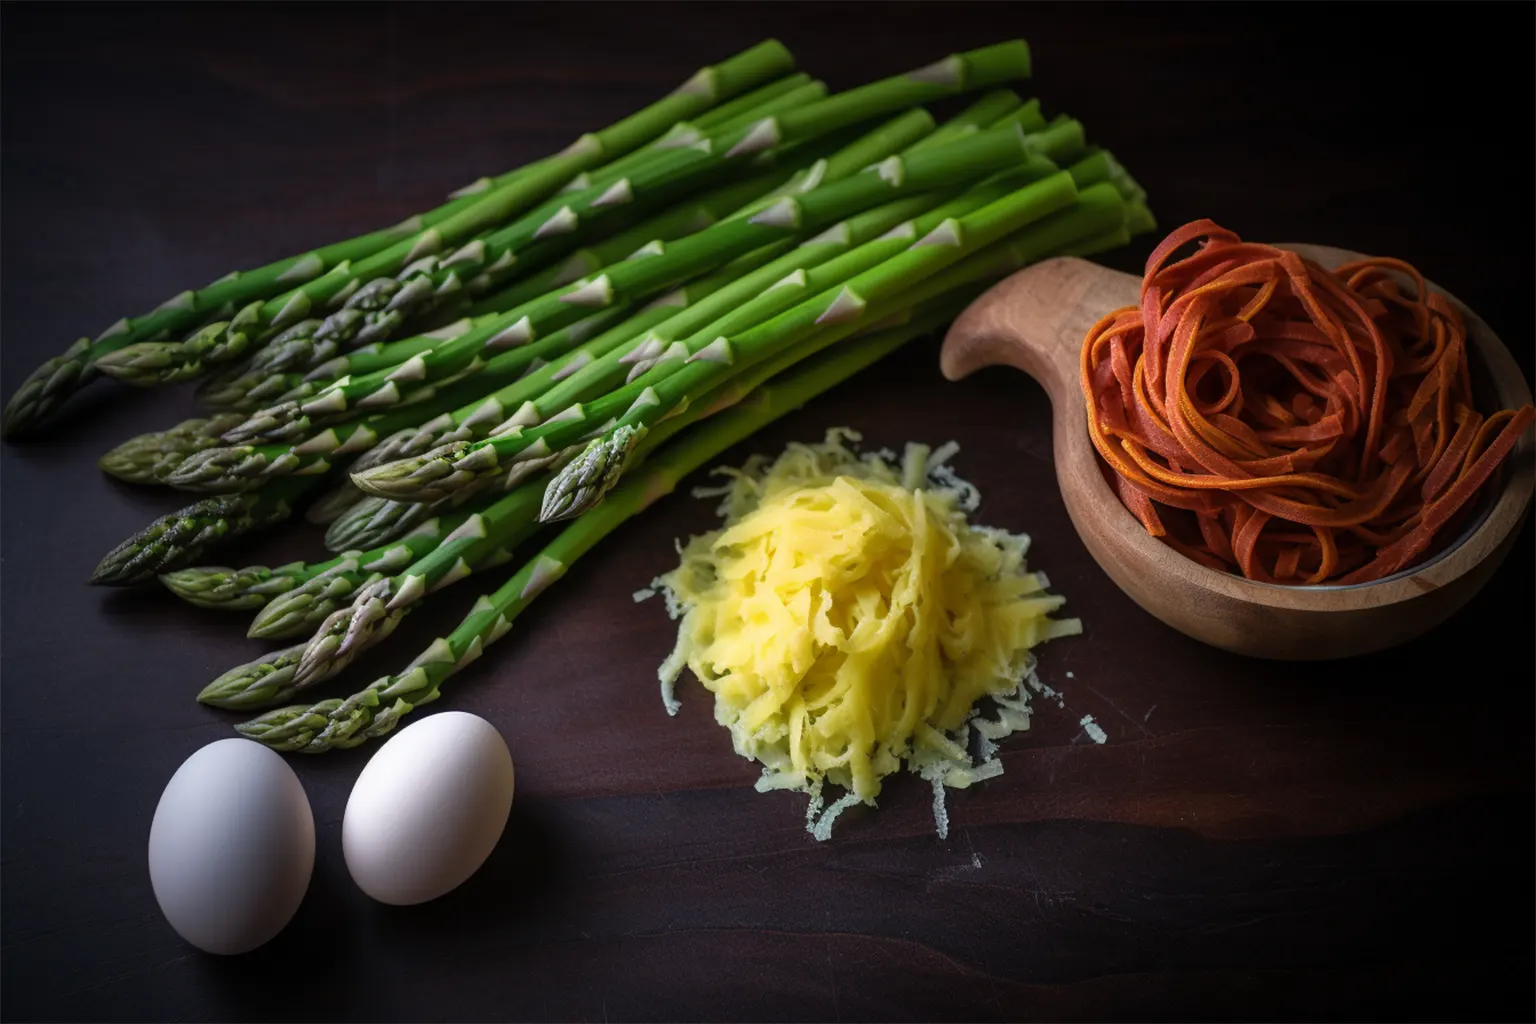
[[539, 425, 644, 522]]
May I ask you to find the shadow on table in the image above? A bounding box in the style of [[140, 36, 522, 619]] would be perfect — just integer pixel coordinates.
[[184, 794, 569, 1021]]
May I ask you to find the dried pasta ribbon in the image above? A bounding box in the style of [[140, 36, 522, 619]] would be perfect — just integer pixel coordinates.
[[1081, 219, 1534, 585]]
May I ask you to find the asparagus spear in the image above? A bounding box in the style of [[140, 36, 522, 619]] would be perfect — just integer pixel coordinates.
[[3, 42, 795, 435], [166, 245, 792, 492], [198, 645, 309, 712], [234, 100, 1010, 500], [87, 42, 796, 386], [281, 474, 556, 694], [181, 42, 1032, 412], [324, 494, 437, 553], [195, 142, 820, 394], [191, 85, 832, 412], [224, 123, 1035, 448], [352, 168, 1078, 506], [160, 561, 312, 612], [234, 304, 959, 751], [250, 104, 946, 445], [541, 178, 1129, 520], [90, 478, 318, 585], [514, 155, 1074, 433], [159, 497, 488, 617], [98, 414, 247, 485], [286, 43, 1032, 351]]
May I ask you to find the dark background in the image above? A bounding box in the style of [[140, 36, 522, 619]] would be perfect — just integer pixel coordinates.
[[3, 3, 1533, 1021]]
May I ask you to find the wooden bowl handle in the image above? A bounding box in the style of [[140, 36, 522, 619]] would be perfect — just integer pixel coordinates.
[[939, 256, 1140, 402]]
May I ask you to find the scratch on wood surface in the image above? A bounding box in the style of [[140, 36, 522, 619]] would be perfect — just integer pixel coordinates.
[[824, 911, 842, 1022], [1082, 681, 1151, 738]]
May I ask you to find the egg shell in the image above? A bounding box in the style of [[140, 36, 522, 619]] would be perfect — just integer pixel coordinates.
[[148, 739, 315, 955], [343, 710, 515, 905]]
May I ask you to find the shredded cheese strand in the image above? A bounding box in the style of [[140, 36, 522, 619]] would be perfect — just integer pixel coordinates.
[[648, 430, 1081, 839]]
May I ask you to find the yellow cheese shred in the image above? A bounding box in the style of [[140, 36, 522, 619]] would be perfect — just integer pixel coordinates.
[[647, 429, 1082, 839]]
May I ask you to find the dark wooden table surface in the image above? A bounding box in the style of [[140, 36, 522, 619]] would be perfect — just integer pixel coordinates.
[[3, 4, 1532, 1021]]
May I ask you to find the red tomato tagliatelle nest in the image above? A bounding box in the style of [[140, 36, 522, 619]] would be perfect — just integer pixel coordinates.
[[1081, 220, 1534, 585]]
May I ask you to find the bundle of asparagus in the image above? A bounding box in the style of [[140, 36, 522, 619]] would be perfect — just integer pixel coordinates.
[[7, 39, 1154, 751]]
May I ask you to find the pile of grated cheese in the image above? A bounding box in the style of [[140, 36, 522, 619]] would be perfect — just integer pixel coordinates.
[[642, 429, 1082, 840]]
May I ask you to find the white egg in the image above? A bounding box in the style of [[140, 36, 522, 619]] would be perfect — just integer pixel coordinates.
[[343, 711, 514, 905], [148, 739, 315, 955]]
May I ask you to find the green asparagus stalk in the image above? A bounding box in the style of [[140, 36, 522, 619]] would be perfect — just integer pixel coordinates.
[[281, 473, 556, 694], [166, 245, 793, 492], [234, 304, 959, 751], [90, 477, 318, 585], [194, 315, 482, 410], [159, 495, 488, 617], [192, 86, 832, 413], [352, 168, 1077, 507], [98, 414, 248, 485], [251, 515, 493, 637], [198, 148, 817, 395], [5, 43, 795, 435], [227, 124, 1036, 448], [338, 41, 1031, 339], [88, 42, 796, 385], [540, 178, 1129, 520], [516, 156, 1072, 433], [457, 80, 834, 308], [160, 561, 313, 612], [330, 100, 1018, 479]]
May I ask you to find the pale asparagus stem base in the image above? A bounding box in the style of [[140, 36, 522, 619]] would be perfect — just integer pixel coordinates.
[[234, 305, 960, 751]]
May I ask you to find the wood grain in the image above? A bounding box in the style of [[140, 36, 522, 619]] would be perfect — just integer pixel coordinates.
[[2, 4, 1532, 1021], [940, 247, 1534, 659]]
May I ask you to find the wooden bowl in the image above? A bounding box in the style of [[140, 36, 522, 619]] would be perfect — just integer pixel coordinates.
[[939, 244, 1535, 660]]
